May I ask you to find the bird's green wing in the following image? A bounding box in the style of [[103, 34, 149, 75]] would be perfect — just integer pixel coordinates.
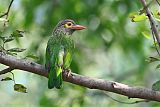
[[45, 36, 63, 89], [63, 37, 75, 69], [45, 42, 51, 70]]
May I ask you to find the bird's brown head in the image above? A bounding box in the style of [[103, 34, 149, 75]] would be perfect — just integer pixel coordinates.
[[53, 19, 86, 36]]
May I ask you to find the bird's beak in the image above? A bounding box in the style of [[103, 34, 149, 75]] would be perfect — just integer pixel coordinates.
[[71, 25, 86, 30]]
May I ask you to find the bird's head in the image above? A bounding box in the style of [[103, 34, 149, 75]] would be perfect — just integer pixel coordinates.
[[53, 19, 86, 36]]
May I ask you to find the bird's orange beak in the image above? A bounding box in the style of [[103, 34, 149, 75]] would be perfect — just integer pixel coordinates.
[[71, 25, 86, 30]]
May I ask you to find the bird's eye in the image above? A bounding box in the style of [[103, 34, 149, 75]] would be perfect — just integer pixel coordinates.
[[67, 23, 72, 26], [65, 22, 73, 28]]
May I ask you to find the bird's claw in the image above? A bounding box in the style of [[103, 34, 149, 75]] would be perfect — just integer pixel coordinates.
[[66, 69, 71, 77]]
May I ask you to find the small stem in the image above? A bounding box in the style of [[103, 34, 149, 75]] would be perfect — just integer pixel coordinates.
[[152, 30, 160, 56], [0, 0, 14, 18], [10, 71, 15, 84], [0, 0, 14, 27], [140, 0, 160, 47], [156, 0, 160, 6]]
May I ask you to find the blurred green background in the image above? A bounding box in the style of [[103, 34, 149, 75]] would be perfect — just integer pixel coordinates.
[[0, 0, 160, 107]]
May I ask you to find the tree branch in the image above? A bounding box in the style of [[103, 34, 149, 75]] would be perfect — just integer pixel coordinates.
[[140, 0, 160, 46], [0, 52, 160, 102]]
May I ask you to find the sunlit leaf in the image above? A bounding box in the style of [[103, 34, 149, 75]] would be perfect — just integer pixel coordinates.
[[7, 48, 26, 53], [129, 12, 137, 18], [152, 80, 160, 91], [141, 31, 151, 39], [131, 14, 147, 22], [0, 36, 14, 43], [1, 77, 12, 81], [14, 84, 27, 93], [146, 57, 160, 63]]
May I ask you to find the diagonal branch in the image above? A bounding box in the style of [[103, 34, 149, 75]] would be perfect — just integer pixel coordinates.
[[156, 0, 160, 6], [0, 52, 160, 102], [140, 0, 160, 46], [0, 0, 14, 18]]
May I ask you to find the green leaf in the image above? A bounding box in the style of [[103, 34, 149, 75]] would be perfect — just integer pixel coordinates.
[[150, 42, 159, 49], [25, 54, 39, 60], [0, 36, 14, 43], [1, 77, 12, 81], [141, 31, 151, 39], [7, 48, 26, 53], [11, 30, 25, 45], [153, 42, 158, 47], [14, 84, 27, 93], [129, 12, 137, 18], [0, 30, 24, 44], [152, 10, 160, 22], [7, 51, 17, 56], [16, 29, 26, 34], [11, 30, 24, 38], [156, 11, 160, 16], [146, 57, 160, 63], [131, 14, 147, 22], [152, 80, 160, 91], [156, 64, 160, 69]]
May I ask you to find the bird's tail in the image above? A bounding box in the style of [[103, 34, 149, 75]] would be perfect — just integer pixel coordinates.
[[48, 65, 62, 89]]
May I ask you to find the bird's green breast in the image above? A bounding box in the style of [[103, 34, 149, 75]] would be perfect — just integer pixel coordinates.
[[46, 35, 74, 65]]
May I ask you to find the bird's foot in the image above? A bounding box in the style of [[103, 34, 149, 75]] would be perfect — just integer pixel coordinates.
[[66, 69, 72, 77]]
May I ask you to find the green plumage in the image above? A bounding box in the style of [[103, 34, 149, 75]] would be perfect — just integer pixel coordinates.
[[45, 19, 85, 89], [45, 35, 74, 89]]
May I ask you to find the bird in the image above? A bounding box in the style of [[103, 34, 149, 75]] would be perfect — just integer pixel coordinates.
[[45, 19, 86, 89]]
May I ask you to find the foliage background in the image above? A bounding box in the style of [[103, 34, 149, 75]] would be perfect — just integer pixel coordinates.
[[0, 0, 160, 107]]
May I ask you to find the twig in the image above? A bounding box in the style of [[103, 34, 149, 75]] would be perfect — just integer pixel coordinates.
[[0, 52, 160, 102], [156, 0, 160, 6], [140, 0, 160, 46], [0, 67, 14, 75], [0, 0, 14, 27], [0, 0, 14, 18], [102, 91, 149, 104], [10, 71, 15, 84], [152, 30, 160, 56]]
